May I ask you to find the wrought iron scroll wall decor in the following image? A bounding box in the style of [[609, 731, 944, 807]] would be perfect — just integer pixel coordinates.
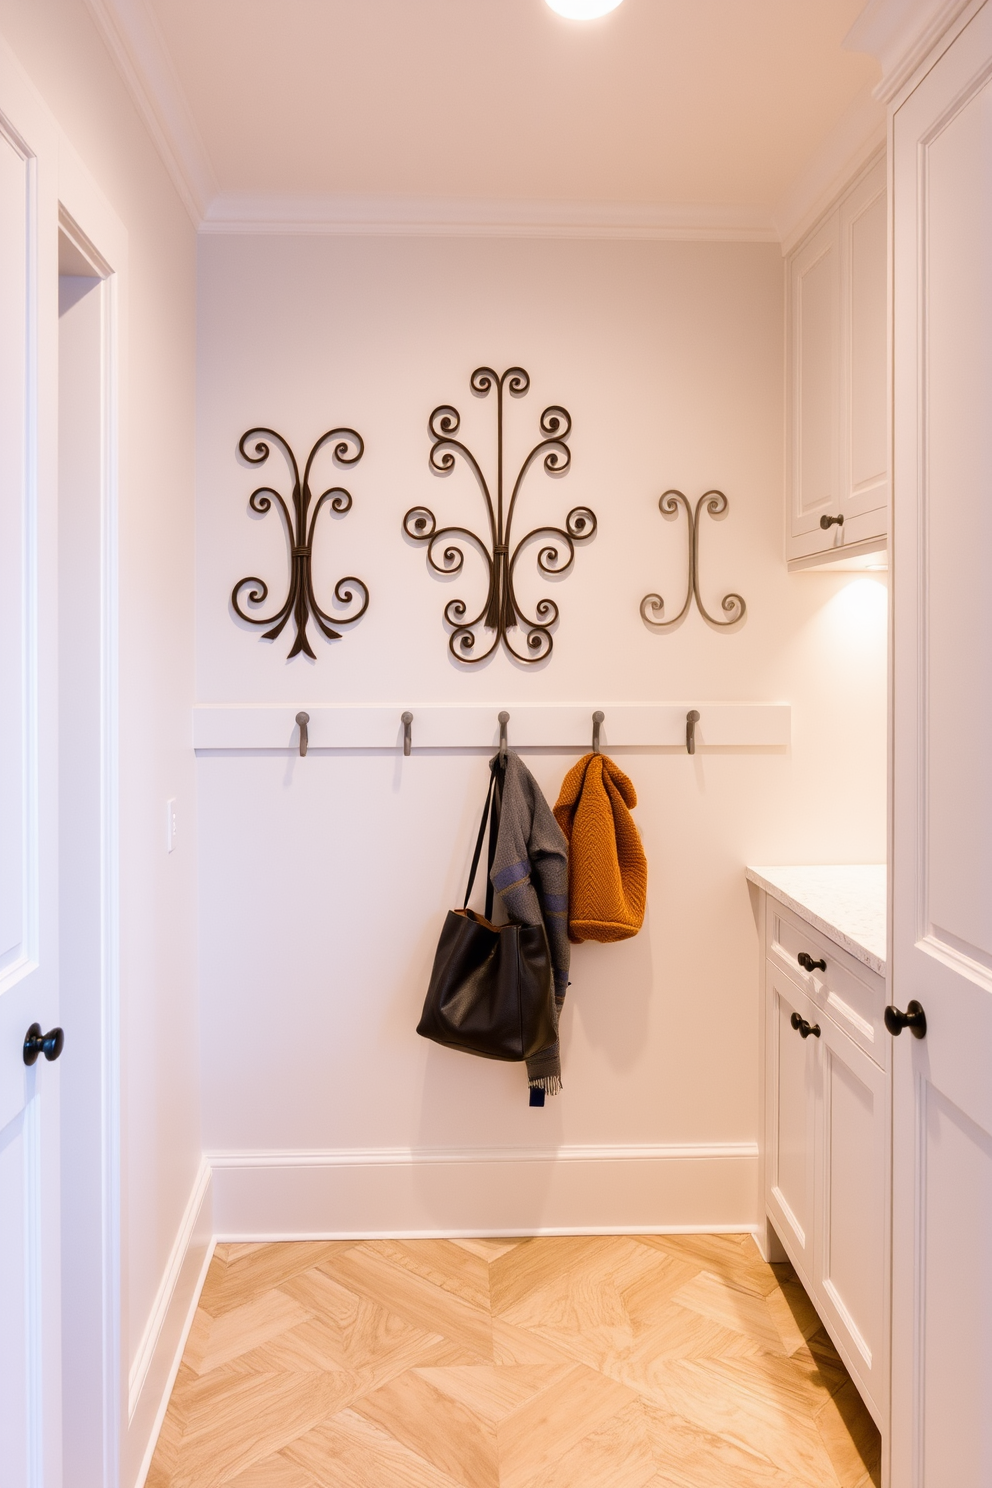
[[404, 367, 596, 664], [640, 489, 746, 630], [232, 427, 369, 659]]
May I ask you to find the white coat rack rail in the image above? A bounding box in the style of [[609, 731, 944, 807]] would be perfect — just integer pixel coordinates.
[[192, 703, 790, 757]]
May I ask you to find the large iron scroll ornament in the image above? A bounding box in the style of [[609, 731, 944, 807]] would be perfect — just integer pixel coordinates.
[[232, 427, 369, 659], [404, 367, 596, 664]]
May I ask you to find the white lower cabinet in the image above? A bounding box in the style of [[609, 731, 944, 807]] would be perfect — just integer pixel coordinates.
[[766, 964, 818, 1286], [761, 901, 889, 1427]]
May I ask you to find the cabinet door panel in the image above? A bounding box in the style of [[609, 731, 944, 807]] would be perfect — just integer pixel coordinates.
[[765, 963, 817, 1282], [842, 159, 888, 521], [817, 1016, 887, 1422], [789, 215, 839, 539]]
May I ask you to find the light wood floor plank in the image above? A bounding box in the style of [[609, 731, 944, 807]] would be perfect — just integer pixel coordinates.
[[284, 1407, 468, 1488], [669, 1270, 788, 1353], [362, 1237, 494, 1312], [199, 1242, 351, 1318], [318, 1245, 494, 1358], [148, 1234, 881, 1488], [223, 1452, 320, 1488], [355, 1368, 499, 1488], [184, 1291, 311, 1377]]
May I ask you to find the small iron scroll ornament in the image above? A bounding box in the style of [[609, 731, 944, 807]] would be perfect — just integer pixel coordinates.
[[232, 427, 369, 660], [404, 367, 596, 664], [640, 489, 746, 630]]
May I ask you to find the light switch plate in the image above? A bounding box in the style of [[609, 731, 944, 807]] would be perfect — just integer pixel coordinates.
[[166, 798, 177, 853]]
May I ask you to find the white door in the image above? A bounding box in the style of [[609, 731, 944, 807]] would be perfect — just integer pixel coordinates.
[[0, 52, 63, 1488], [891, 6, 992, 1483]]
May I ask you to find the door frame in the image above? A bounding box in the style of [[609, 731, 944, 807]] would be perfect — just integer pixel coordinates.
[[56, 141, 126, 1488]]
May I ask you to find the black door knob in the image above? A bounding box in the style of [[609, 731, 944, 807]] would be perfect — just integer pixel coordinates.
[[820, 513, 844, 529], [23, 1023, 64, 1066], [797, 951, 827, 973], [790, 1011, 821, 1039], [884, 1001, 927, 1039]]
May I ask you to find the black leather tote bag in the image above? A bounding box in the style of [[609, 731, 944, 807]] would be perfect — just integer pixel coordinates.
[[416, 758, 557, 1062]]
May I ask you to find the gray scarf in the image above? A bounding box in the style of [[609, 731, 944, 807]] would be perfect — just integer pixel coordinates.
[[488, 752, 570, 1093]]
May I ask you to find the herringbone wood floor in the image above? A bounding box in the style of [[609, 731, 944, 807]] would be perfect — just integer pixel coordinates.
[[147, 1234, 880, 1488]]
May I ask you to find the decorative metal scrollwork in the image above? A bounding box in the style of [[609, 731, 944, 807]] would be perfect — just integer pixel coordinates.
[[404, 367, 596, 664], [640, 489, 746, 630], [232, 427, 369, 659]]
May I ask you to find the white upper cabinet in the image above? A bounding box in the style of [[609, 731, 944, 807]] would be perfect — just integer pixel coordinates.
[[787, 155, 888, 568]]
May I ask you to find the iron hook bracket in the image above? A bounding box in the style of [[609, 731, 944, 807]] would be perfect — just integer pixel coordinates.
[[498, 710, 510, 763], [592, 710, 605, 754], [296, 711, 310, 757]]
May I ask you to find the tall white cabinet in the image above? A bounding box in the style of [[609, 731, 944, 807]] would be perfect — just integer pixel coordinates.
[[786, 154, 888, 568], [886, 3, 992, 1484]]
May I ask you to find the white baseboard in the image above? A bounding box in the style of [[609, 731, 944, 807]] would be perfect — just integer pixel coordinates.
[[126, 1160, 213, 1488], [208, 1142, 759, 1240]]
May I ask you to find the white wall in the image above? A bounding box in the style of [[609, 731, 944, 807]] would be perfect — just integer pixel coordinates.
[[0, 3, 201, 1481], [196, 233, 887, 1234]]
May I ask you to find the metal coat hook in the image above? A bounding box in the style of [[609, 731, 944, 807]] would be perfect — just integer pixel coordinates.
[[592, 711, 605, 754], [498, 710, 510, 763], [401, 711, 413, 756], [686, 709, 700, 755], [296, 711, 310, 757]]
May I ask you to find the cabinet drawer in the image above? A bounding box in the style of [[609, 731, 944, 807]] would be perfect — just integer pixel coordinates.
[[768, 906, 887, 1070]]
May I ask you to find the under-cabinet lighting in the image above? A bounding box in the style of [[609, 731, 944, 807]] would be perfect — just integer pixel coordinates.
[[546, 0, 624, 17]]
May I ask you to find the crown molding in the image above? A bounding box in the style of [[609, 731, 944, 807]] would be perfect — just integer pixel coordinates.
[[81, 0, 215, 223], [773, 84, 887, 254], [844, 0, 977, 103], [199, 192, 779, 241]]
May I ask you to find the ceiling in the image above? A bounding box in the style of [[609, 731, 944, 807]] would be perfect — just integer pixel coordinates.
[[96, 0, 883, 233]]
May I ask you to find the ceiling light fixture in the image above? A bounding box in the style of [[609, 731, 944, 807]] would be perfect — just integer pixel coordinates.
[[545, 0, 624, 18]]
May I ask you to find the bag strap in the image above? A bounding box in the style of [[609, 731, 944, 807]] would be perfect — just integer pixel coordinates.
[[463, 756, 504, 917]]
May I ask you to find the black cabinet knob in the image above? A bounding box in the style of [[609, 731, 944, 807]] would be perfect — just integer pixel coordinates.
[[790, 1011, 821, 1039], [884, 1001, 927, 1039], [797, 951, 827, 973], [820, 514, 845, 529], [23, 1023, 64, 1066]]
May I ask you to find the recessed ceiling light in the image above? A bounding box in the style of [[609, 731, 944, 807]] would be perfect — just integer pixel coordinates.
[[545, 0, 624, 18]]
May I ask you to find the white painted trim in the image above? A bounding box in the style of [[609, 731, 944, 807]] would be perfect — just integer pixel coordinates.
[[192, 703, 791, 753], [844, 0, 979, 104], [130, 1236, 215, 1488], [218, 1225, 761, 1241], [127, 1159, 211, 1422], [209, 1143, 760, 1241], [208, 1142, 758, 1168], [80, 0, 215, 223], [774, 89, 887, 255], [199, 192, 778, 242], [56, 137, 129, 1488]]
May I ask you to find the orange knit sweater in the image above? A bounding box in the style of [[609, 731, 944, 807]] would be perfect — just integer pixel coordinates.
[[553, 753, 647, 943]]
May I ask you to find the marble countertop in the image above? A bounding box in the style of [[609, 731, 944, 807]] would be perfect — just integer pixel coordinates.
[[745, 864, 887, 976]]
